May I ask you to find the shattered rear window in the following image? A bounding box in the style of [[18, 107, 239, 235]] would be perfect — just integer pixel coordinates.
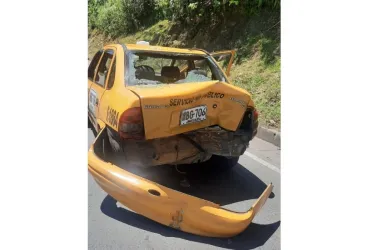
[[125, 51, 227, 86]]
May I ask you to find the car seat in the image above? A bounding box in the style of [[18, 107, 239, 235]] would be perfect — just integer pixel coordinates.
[[135, 65, 155, 80], [161, 66, 181, 81]]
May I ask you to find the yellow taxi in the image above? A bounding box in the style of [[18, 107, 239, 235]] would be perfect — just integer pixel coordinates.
[[88, 42, 272, 237]]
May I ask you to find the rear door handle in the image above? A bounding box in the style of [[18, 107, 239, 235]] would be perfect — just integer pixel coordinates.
[[95, 99, 99, 106]]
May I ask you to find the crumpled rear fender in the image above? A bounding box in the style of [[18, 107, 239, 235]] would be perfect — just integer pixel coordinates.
[[88, 126, 273, 238]]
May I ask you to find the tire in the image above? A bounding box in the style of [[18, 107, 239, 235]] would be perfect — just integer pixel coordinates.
[[107, 127, 124, 153], [203, 155, 239, 172]]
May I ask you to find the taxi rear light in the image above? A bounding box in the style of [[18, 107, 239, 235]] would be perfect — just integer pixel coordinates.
[[119, 107, 145, 140], [252, 108, 259, 138]]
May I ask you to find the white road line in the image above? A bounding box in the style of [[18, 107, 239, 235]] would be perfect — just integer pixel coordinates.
[[244, 151, 280, 174]]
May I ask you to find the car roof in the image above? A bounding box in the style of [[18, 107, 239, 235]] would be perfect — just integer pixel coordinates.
[[124, 44, 208, 55]]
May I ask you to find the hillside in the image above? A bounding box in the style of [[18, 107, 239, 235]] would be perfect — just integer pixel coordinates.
[[88, 9, 280, 129]]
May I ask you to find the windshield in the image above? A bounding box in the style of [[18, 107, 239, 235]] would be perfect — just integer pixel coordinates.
[[125, 51, 227, 86]]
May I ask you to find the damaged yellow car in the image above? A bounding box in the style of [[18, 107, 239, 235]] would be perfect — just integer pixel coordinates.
[[88, 43, 273, 237]]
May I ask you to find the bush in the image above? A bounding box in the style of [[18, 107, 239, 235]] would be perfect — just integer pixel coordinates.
[[122, 0, 156, 32], [88, 0, 105, 30], [154, 0, 173, 20], [90, 0, 157, 37], [95, 0, 127, 37], [88, 0, 280, 38]]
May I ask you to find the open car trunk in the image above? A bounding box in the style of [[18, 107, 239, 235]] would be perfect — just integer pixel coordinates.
[[128, 81, 254, 140]]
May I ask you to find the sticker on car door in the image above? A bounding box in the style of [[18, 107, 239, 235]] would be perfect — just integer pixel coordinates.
[[89, 89, 97, 117]]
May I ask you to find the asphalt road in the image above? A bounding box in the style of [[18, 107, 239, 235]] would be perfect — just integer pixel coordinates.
[[88, 126, 281, 250]]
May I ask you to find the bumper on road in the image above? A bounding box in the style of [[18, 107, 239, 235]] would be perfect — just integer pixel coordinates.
[[88, 126, 273, 238]]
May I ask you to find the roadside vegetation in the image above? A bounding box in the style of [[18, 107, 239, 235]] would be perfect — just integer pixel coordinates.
[[88, 0, 280, 129]]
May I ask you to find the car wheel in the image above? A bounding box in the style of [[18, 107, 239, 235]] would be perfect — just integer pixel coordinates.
[[203, 155, 239, 172], [107, 127, 124, 153]]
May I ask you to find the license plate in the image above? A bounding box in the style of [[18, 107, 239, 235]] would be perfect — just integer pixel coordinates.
[[180, 105, 207, 126]]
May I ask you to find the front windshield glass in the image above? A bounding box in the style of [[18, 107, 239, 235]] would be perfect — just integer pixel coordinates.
[[125, 51, 226, 86]]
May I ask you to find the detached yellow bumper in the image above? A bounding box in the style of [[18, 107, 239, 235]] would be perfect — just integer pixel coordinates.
[[88, 127, 273, 238]]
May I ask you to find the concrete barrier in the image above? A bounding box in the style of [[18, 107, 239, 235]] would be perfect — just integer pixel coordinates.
[[256, 126, 281, 147]]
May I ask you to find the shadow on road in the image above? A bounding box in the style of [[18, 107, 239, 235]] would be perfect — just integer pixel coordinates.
[[101, 195, 280, 249]]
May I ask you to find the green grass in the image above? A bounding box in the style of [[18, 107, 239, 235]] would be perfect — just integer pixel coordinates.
[[89, 20, 172, 58], [118, 20, 172, 44], [231, 53, 280, 128], [88, 29, 106, 59]]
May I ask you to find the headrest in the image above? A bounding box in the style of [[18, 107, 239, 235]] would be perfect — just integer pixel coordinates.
[[135, 65, 155, 79], [161, 66, 180, 79]]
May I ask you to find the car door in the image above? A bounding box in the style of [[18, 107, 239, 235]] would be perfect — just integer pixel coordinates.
[[88, 50, 103, 123], [210, 50, 236, 77], [89, 48, 115, 130]]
